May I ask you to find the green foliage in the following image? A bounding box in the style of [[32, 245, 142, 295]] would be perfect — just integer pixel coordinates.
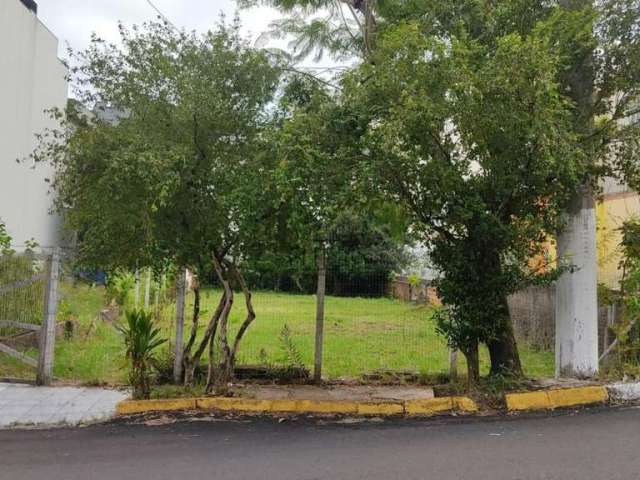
[[33, 19, 281, 275], [243, 209, 407, 296], [2, 283, 555, 382], [115, 309, 167, 399], [346, 18, 580, 375], [0, 219, 13, 255], [57, 299, 77, 321], [605, 218, 640, 379], [32, 19, 283, 387], [598, 283, 619, 307], [277, 324, 305, 370], [105, 271, 135, 307], [325, 210, 407, 296], [261, 0, 640, 379]]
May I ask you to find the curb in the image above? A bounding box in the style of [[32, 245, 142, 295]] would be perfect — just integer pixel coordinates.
[[116, 396, 479, 417], [505, 386, 608, 412], [607, 381, 640, 402]]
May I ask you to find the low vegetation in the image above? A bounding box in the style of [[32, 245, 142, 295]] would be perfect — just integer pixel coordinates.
[[0, 281, 554, 384]]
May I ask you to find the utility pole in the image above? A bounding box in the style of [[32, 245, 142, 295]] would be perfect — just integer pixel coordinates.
[[555, 0, 599, 378]]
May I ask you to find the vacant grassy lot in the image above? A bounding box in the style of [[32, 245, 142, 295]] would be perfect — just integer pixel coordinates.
[[0, 282, 554, 383]]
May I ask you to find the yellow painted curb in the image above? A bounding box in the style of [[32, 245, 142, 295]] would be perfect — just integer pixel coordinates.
[[405, 396, 478, 415], [116, 398, 197, 415], [197, 397, 364, 415], [405, 397, 453, 415], [196, 397, 274, 412], [506, 386, 608, 412], [356, 402, 404, 416], [116, 396, 477, 417], [547, 386, 608, 408], [452, 396, 480, 412]]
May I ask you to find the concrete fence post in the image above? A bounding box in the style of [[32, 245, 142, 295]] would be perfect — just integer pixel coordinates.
[[449, 349, 458, 381], [134, 269, 141, 308], [144, 268, 151, 309], [37, 249, 60, 386], [314, 250, 327, 384]]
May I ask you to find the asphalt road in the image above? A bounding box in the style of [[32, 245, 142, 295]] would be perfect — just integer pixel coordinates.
[[2, 407, 640, 480]]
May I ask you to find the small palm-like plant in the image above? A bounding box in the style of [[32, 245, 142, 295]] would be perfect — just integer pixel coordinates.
[[116, 309, 166, 399]]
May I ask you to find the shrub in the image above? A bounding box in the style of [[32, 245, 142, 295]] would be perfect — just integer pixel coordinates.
[[116, 309, 166, 399], [105, 271, 135, 307]]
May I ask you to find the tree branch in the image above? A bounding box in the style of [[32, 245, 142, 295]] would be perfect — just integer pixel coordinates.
[[229, 263, 257, 363]]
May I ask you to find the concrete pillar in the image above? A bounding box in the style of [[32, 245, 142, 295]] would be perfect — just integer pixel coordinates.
[[555, 187, 599, 378]]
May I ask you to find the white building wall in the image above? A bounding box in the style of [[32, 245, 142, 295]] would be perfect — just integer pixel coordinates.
[[0, 0, 67, 249]]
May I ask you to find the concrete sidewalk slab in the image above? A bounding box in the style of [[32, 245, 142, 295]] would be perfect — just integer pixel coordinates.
[[0, 382, 128, 429], [607, 382, 640, 401], [237, 385, 435, 402]]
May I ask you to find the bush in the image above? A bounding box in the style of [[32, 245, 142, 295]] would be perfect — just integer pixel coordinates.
[[242, 210, 407, 297], [105, 271, 135, 307], [116, 309, 166, 399]]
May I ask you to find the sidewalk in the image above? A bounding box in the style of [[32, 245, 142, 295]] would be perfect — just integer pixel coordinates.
[[0, 383, 128, 429], [237, 384, 436, 402]]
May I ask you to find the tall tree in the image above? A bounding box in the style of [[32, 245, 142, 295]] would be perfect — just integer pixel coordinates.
[[32, 20, 282, 391], [263, 0, 640, 378], [344, 21, 581, 378]]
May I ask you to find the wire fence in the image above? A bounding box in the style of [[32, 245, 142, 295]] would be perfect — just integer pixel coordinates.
[[0, 253, 47, 334], [0, 249, 59, 383], [160, 269, 555, 381], [1, 254, 559, 384]]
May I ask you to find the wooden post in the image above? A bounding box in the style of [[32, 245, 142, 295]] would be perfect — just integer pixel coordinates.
[[134, 268, 140, 308], [173, 268, 187, 384], [144, 268, 151, 309], [314, 250, 327, 384], [449, 349, 458, 382], [37, 249, 60, 386], [154, 272, 162, 308]]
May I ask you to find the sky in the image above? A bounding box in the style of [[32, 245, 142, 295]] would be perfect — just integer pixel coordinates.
[[36, 0, 283, 60]]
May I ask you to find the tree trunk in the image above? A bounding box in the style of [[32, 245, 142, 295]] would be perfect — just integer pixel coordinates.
[[207, 254, 234, 394], [487, 328, 522, 377], [208, 262, 257, 394], [486, 297, 522, 377], [173, 269, 187, 384], [486, 301, 523, 377], [206, 326, 217, 389], [464, 340, 480, 384], [183, 287, 224, 386], [483, 249, 523, 377]]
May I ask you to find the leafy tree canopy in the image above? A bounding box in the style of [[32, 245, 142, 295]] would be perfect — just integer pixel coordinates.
[[34, 20, 282, 274]]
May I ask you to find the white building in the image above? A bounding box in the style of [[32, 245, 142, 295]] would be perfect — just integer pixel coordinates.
[[0, 0, 67, 249]]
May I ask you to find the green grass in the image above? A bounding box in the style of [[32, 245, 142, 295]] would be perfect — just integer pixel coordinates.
[[0, 282, 555, 384]]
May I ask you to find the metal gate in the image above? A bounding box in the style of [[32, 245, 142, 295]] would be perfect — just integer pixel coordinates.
[[0, 250, 59, 385]]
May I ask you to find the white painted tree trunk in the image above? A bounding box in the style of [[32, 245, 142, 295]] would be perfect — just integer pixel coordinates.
[[555, 187, 599, 378]]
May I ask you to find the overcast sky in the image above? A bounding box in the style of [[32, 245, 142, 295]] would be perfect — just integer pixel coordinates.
[[37, 0, 282, 60]]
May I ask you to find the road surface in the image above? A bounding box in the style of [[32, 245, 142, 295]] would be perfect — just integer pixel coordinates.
[[2, 406, 639, 480]]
